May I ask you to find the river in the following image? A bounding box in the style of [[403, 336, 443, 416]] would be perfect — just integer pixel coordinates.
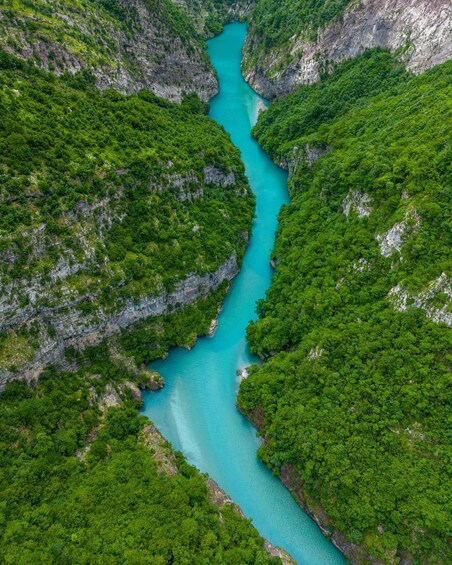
[[141, 23, 347, 565]]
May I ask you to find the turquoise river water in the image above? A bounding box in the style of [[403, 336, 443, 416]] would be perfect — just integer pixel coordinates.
[[142, 23, 347, 565]]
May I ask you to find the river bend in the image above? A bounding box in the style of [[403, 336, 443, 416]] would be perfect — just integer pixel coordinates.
[[142, 23, 346, 565]]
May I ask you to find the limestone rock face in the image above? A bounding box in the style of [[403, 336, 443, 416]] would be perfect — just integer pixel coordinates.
[[375, 209, 421, 258], [122, 381, 142, 401], [99, 384, 123, 410], [137, 369, 165, 392], [203, 166, 236, 188], [0, 0, 218, 101], [263, 541, 296, 565], [279, 144, 333, 182], [342, 190, 373, 219], [0, 252, 239, 390], [389, 273, 452, 327], [244, 0, 452, 97]]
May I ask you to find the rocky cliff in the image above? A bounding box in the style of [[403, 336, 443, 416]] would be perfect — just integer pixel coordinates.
[[0, 0, 218, 100], [243, 0, 452, 97], [0, 252, 239, 389]]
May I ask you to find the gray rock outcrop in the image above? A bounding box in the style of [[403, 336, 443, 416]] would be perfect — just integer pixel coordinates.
[[0, 0, 218, 101], [342, 190, 373, 219], [389, 273, 452, 326], [244, 0, 452, 97], [375, 209, 421, 258], [0, 252, 239, 390]]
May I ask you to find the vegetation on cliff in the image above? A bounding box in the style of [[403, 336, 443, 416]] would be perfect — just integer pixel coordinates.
[[1, 244, 280, 561], [249, 0, 351, 47], [239, 51, 452, 563], [242, 0, 451, 97], [243, 0, 353, 75], [0, 0, 254, 93], [0, 51, 253, 375], [171, 0, 253, 37], [0, 0, 217, 98], [2, 0, 450, 560]]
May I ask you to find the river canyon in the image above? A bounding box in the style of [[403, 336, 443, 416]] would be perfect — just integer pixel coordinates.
[[142, 23, 347, 565]]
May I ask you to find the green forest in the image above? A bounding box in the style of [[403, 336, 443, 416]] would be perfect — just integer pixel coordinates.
[[0, 262, 279, 562], [0, 351, 275, 564], [239, 51, 452, 563]]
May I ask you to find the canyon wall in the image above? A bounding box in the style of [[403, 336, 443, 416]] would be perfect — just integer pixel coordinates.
[[0, 252, 238, 389], [0, 0, 218, 100], [243, 0, 452, 97]]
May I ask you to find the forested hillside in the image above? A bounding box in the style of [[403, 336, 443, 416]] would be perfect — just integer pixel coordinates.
[[238, 51, 452, 564], [0, 51, 254, 386], [0, 335, 277, 564], [246, 0, 351, 51]]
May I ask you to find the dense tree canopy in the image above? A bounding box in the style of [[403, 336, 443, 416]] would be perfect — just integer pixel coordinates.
[[0, 355, 276, 564], [0, 51, 253, 297], [239, 52, 452, 563]]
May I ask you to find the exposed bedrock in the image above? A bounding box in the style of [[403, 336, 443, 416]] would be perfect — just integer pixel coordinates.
[[244, 0, 452, 97], [0, 253, 238, 390]]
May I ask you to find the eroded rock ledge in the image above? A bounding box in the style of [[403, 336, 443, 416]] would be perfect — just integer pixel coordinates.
[[0, 252, 238, 389]]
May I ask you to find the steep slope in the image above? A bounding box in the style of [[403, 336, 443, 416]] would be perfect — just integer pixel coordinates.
[[0, 0, 219, 100], [242, 0, 452, 97], [238, 53, 452, 564], [0, 53, 254, 387]]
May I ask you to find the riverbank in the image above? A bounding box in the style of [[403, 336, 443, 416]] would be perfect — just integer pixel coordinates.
[[141, 23, 346, 565]]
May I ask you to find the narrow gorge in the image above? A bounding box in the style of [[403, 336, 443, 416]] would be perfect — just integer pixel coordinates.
[[142, 22, 346, 565], [0, 1, 450, 564]]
